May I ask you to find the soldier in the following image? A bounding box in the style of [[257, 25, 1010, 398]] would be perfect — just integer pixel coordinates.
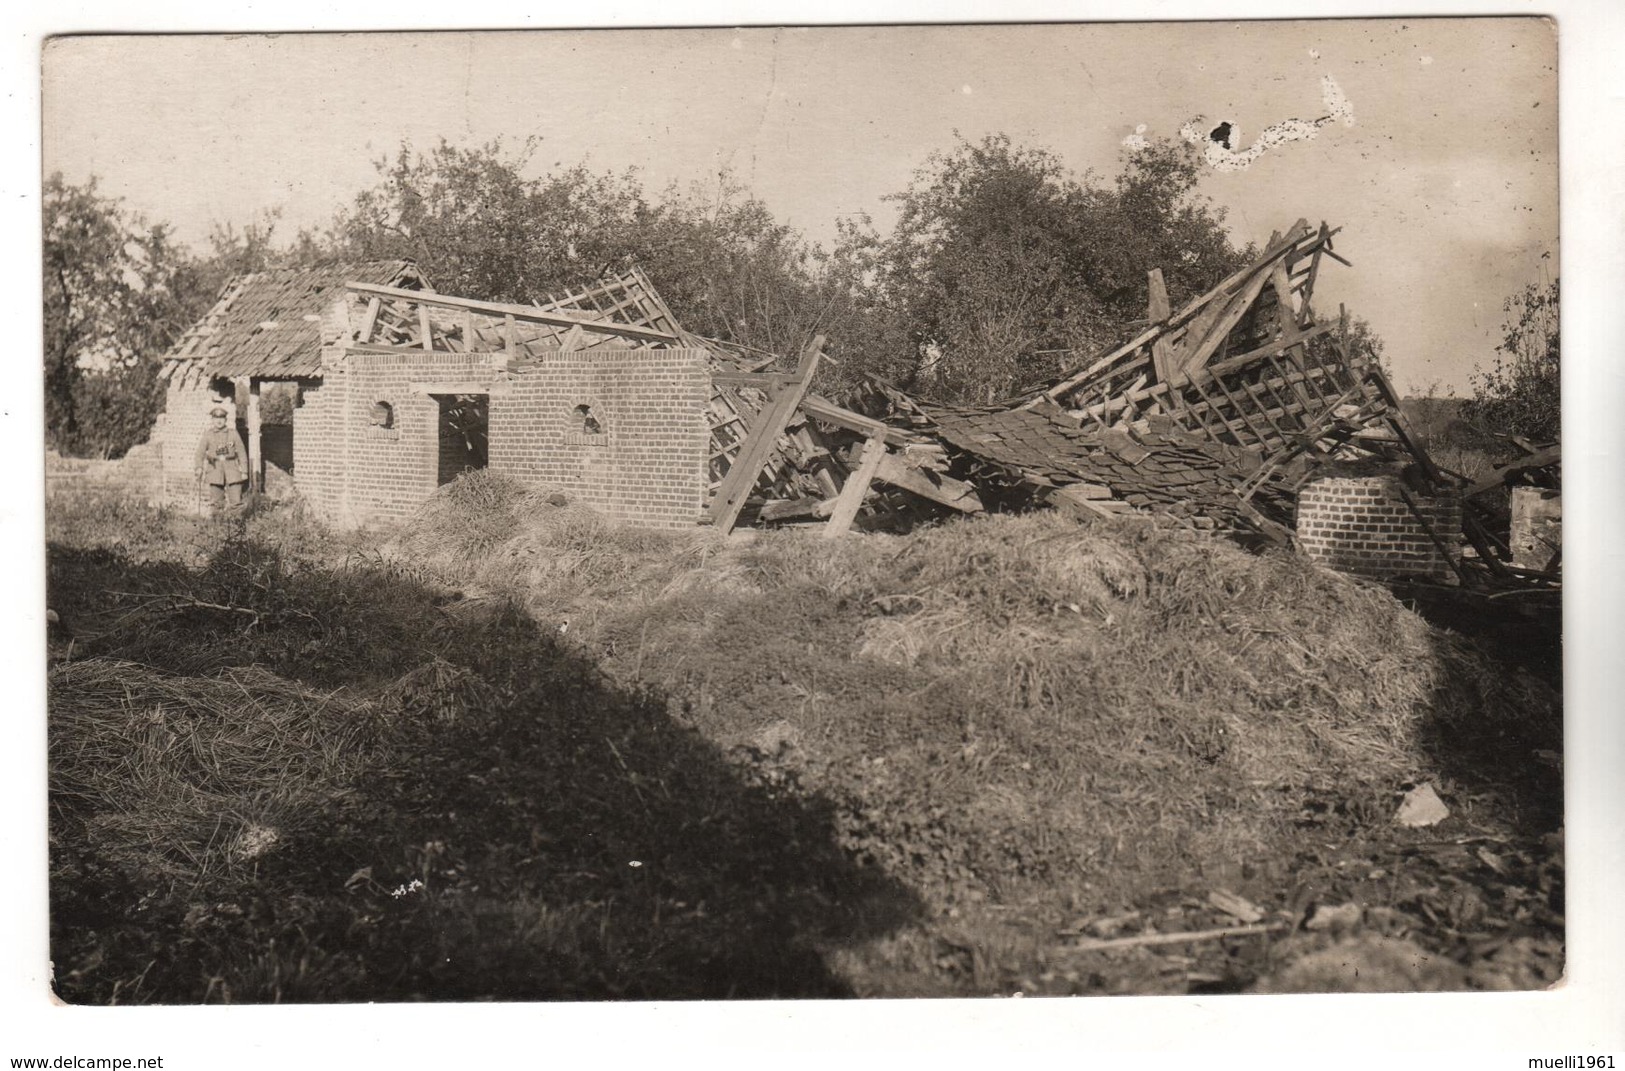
[[194, 405, 249, 513]]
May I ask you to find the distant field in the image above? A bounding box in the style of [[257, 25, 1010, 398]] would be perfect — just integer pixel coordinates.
[[46, 479, 1563, 1001]]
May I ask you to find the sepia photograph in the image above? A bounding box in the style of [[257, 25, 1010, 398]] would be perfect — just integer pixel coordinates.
[[14, 5, 1622, 1064]]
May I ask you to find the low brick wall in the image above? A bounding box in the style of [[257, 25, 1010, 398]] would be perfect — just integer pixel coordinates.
[[45, 441, 165, 503], [1510, 487, 1561, 571], [1295, 475, 1462, 580]]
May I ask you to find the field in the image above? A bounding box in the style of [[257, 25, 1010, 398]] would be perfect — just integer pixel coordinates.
[[45, 477, 1563, 1001]]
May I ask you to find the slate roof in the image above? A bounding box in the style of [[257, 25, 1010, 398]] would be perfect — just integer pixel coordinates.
[[161, 260, 424, 381]]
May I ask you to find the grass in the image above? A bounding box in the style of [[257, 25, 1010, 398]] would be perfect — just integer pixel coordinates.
[[46, 475, 1563, 1001]]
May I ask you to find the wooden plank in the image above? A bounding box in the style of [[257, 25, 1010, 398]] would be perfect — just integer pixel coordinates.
[[1175, 266, 1274, 378], [346, 282, 679, 343], [357, 297, 383, 345], [419, 303, 434, 351], [759, 496, 837, 523], [1268, 257, 1297, 331], [409, 381, 490, 395], [799, 393, 915, 445], [823, 431, 888, 538], [704, 337, 825, 532], [873, 452, 984, 513], [1147, 268, 1176, 384]]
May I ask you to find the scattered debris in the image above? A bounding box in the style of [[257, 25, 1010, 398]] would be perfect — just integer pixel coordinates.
[[1395, 783, 1451, 828], [1060, 921, 1287, 953], [1207, 888, 1265, 924]]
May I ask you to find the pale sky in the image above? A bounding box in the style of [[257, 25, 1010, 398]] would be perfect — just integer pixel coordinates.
[[43, 21, 1555, 395]]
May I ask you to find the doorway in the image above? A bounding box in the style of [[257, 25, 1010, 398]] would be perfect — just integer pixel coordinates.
[[432, 393, 490, 485]]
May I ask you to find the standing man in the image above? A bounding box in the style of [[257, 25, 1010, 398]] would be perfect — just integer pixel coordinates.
[[194, 405, 249, 514]]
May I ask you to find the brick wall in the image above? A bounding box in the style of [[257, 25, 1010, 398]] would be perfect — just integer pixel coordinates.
[[159, 346, 711, 530], [488, 348, 710, 529], [45, 441, 164, 502], [294, 349, 498, 527], [149, 380, 238, 510], [1296, 475, 1462, 580]]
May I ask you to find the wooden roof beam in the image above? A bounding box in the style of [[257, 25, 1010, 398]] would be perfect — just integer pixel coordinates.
[[345, 282, 679, 343]]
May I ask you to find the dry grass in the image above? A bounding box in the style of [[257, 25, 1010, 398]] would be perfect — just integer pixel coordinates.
[[388, 487, 1560, 915], [47, 482, 1561, 1001]]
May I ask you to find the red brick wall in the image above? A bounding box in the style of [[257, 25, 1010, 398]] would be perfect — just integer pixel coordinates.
[[488, 348, 710, 529], [1296, 476, 1462, 580]]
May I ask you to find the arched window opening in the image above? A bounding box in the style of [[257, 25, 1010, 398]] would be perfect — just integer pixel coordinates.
[[574, 403, 604, 435]]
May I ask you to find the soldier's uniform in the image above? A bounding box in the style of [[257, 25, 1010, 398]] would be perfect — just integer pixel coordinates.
[[194, 407, 249, 513]]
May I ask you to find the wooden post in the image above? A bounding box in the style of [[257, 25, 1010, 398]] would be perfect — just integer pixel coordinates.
[[419, 303, 434, 351], [823, 432, 887, 538], [357, 297, 382, 345], [237, 376, 263, 493]]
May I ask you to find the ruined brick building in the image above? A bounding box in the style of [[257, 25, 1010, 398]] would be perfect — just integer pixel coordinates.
[[145, 261, 712, 528]]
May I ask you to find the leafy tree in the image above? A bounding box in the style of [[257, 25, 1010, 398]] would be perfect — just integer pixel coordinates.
[[329, 140, 852, 361], [1463, 276, 1560, 444], [834, 135, 1249, 404], [43, 173, 204, 456]]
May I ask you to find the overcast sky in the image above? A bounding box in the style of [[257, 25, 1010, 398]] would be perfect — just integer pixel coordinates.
[[43, 20, 1556, 395]]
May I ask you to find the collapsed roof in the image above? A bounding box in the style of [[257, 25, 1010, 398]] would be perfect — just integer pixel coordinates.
[[153, 226, 1554, 587]]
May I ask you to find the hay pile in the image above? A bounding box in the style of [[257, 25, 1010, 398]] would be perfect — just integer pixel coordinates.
[[385, 496, 1559, 906], [384, 470, 710, 609]]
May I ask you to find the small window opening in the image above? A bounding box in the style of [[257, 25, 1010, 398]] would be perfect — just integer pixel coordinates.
[[575, 403, 604, 435], [370, 401, 395, 429]]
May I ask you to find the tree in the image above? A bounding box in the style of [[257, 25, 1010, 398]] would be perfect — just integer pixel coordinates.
[[43, 173, 204, 457], [1463, 276, 1559, 444], [328, 141, 853, 361], [833, 135, 1249, 404]]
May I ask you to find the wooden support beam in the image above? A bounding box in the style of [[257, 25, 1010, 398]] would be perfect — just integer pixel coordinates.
[[1147, 268, 1176, 384], [759, 496, 837, 523], [1176, 266, 1274, 378], [823, 431, 888, 538], [872, 452, 984, 513], [347, 282, 679, 343], [357, 297, 383, 346], [419, 303, 434, 351], [704, 336, 825, 532], [1033, 221, 1322, 408], [235, 376, 263, 494], [799, 393, 915, 446], [1396, 486, 1469, 585]]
